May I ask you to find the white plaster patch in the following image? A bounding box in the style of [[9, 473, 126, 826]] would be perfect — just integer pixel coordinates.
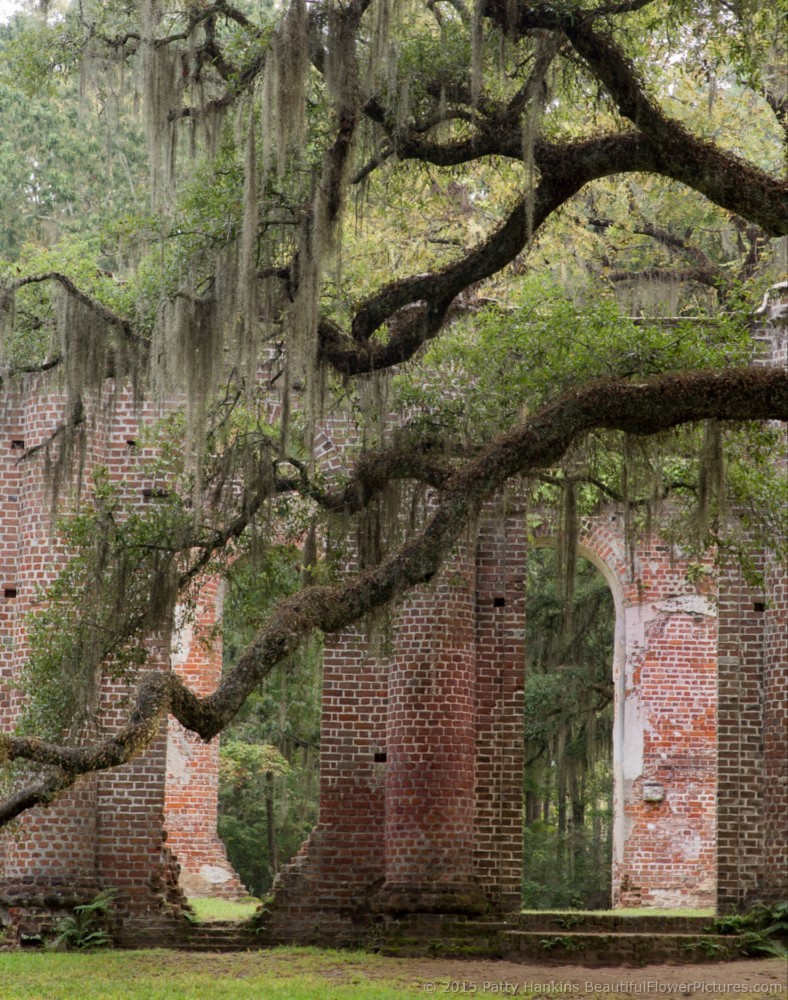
[[653, 594, 715, 617], [170, 605, 194, 667], [166, 731, 190, 780], [679, 831, 702, 860], [200, 864, 232, 884]]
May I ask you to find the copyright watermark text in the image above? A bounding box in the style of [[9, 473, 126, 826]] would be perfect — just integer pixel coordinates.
[[419, 983, 785, 996]]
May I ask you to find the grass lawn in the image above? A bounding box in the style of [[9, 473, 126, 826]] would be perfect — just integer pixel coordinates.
[[0, 948, 420, 999], [187, 897, 261, 922], [1, 945, 785, 1000]]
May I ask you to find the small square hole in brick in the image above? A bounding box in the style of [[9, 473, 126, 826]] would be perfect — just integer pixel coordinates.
[[11, 440, 24, 450], [374, 752, 387, 763], [752, 601, 766, 613], [493, 597, 506, 608], [4, 588, 18, 599]]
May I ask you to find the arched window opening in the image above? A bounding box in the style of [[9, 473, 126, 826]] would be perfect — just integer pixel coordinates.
[[522, 547, 615, 910]]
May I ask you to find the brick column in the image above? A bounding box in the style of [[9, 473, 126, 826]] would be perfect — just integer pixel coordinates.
[[473, 511, 526, 913], [264, 624, 388, 944], [716, 556, 766, 912], [0, 385, 99, 882], [762, 555, 788, 903], [374, 537, 486, 915], [164, 580, 246, 899]]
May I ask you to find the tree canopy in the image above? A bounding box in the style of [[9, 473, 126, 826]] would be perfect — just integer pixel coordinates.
[[0, 0, 786, 824]]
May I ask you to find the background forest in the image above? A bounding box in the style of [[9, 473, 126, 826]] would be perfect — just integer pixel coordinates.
[[0, 0, 785, 908]]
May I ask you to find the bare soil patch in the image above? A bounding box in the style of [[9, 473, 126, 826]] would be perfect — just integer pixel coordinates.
[[366, 956, 788, 994]]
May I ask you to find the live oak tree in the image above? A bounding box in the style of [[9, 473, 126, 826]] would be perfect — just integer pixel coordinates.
[[0, 0, 786, 824]]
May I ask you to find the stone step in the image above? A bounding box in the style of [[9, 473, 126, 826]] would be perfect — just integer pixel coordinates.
[[515, 913, 713, 934], [502, 930, 743, 966], [117, 921, 259, 952]]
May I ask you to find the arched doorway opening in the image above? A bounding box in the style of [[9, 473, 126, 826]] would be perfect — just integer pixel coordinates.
[[522, 545, 617, 909]]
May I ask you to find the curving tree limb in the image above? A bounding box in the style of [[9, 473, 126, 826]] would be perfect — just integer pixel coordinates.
[[2, 364, 786, 824]]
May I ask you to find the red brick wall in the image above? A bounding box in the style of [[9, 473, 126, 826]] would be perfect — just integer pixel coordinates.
[[0, 381, 240, 933], [2, 301, 786, 938], [164, 579, 246, 899], [265, 503, 723, 939], [530, 513, 718, 910]]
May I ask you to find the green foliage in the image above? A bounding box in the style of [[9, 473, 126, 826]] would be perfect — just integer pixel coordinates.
[[0, 15, 148, 261], [396, 275, 753, 441], [713, 901, 788, 958], [50, 889, 117, 951], [220, 741, 290, 786]]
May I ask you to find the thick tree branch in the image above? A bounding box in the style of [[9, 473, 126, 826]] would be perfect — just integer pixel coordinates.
[[3, 273, 145, 347], [607, 266, 725, 290], [2, 365, 785, 822]]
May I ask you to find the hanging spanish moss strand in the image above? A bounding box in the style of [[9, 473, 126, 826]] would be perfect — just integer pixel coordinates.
[[0, 285, 16, 369], [261, 59, 273, 183], [152, 272, 223, 468], [365, 0, 392, 92], [471, 0, 484, 106], [275, 0, 309, 174], [698, 418, 726, 540], [560, 478, 578, 650], [140, 0, 184, 209], [621, 433, 637, 577], [238, 102, 261, 391], [521, 35, 558, 240], [55, 288, 110, 421]]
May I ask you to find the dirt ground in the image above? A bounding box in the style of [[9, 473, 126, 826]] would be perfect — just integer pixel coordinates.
[[365, 955, 788, 996]]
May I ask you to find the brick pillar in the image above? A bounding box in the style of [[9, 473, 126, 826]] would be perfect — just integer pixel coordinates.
[[717, 543, 788, 912], [0, 384, 98, 886], [373, 536, 486, 915], [264, 624, 387, 944], [473, 511, 525, 913], [164, 580, 246, 899], [762, 555, 788, 903], [716, 556, 766, 912], [0, 386, 193, 936]]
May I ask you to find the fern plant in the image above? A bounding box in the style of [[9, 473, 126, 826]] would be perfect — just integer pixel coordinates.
[[50, 888, 117, 951]]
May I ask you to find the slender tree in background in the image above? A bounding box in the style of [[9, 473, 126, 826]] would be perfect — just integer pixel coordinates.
[[0, 0, 786, 824]]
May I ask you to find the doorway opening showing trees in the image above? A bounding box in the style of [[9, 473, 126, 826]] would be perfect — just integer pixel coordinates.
[[218, 549, 322, 900], [523, 545, 615, 911]]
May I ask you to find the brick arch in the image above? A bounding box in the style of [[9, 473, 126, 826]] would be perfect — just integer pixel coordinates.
[[525, 512, 718, 909]]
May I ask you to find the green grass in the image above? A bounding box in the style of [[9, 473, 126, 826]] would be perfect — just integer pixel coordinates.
[[0, 948, 421, 1000], [187, 897, 261, 922], [0, 944, 784, 1000]]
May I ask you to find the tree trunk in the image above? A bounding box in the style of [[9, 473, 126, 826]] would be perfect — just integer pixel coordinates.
[[265, 770, 277, 875]]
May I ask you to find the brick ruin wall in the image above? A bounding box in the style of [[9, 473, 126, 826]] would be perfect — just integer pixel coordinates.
[[0, 381, 243, 939], [264, 507, 728, 944], [0, 299, 785, 940], [264, 298, 786, 940]]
